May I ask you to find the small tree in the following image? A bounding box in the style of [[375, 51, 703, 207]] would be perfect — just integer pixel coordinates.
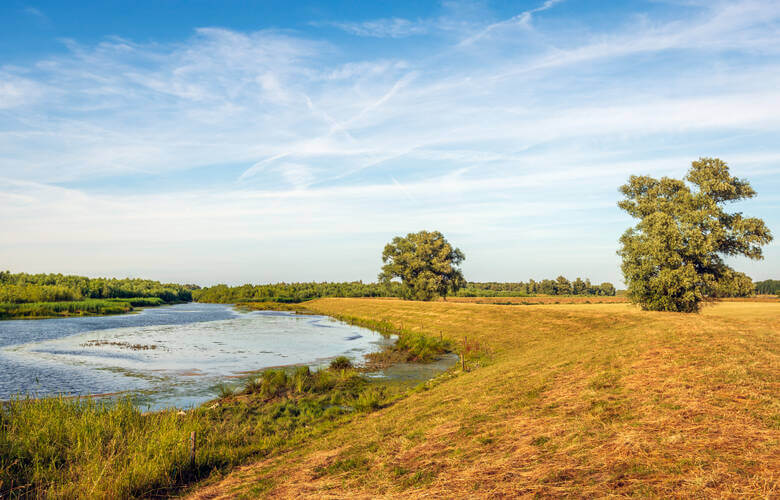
[[572, 277, 587, 295], [617, 158, 772, 312], [379, 230, 466, 301], [555, 276, 572, 295], [598, 282, 616, 296]]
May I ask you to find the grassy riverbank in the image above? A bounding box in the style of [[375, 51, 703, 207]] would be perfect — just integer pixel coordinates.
[[191, 298, 779, 498], [3, 299, 777, 498], [0, 297, 167, 320], [0, 312, 451, 498], [0, 365, 413, 498]]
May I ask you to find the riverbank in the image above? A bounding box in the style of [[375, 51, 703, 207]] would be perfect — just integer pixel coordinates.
[[0, 305, 456, 498], [191, 298, 779, 499], [0, 297, 171, 320]]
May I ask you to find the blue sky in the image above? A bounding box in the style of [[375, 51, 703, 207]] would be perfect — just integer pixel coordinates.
[[1, 0, 779, 286]]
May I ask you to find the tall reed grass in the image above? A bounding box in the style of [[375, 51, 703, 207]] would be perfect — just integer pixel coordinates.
[[0, 297, 165, 320], [0, 364, 397, 498]]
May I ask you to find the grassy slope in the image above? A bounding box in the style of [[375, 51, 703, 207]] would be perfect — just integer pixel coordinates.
[[190, 298, 779, 498]]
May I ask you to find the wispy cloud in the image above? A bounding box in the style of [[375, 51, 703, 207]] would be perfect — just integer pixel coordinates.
[[22, 6, 48, 22], [458, 0, 564, 46], [321, 18, 430, 38], [1, 0, 778, 283]]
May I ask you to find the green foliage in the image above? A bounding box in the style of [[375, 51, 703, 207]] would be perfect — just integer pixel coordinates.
[[193, 278, 620, 304], [0, 364, 396, 498], [0, 272, 195, 305], [456, 279, 616, 296], [329, 356, 353, 371], [0, 397, 196, 498], [754, 279, 780, 295], [0, 299, 134, 320], [331, 314, 452, 362], [379, 230, 466, 301], [193, 281, 403, 304], [617, 158, 772, 312]]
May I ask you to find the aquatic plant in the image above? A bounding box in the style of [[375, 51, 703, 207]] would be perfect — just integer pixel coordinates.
[[329, 356, 353, 371]]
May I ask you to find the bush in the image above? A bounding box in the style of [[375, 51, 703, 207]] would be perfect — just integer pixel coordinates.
[[329, 356, 353, 371]]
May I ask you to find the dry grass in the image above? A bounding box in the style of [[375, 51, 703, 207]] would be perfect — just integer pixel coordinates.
[[189, 299, 779, 499]]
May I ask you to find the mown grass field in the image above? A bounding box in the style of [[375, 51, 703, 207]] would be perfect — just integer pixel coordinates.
[[191, 298, 779, 499]]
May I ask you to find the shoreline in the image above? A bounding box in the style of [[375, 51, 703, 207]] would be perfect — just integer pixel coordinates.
[[0, 302, 456, 411], [0, 300, 462, 498]]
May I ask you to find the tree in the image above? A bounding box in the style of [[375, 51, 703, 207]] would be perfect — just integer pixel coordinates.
[[754, 279, 780, 295], [379, 230, 466, 301], [617, 158, 772, 312], [539, 279, 556, 295], [572, 277, 587, 295], [598, 282, 616, 296], [555, 276, 572, 295]]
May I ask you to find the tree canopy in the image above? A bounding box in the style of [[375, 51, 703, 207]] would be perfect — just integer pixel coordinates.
[[0, 271, 195, 304], [617, 158, 772, 312], [379, 230, 466, 301], [754, 279, 780, 295]]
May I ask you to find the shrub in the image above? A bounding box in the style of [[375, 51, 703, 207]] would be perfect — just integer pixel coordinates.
[[329, 356, 353, 371]]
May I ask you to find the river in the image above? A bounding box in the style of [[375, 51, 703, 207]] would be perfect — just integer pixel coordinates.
[[0, 303, 391, 410]]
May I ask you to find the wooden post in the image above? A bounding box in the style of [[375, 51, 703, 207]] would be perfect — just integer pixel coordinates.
[[461, 352, 465, 371], [190, 431, 196, 469]]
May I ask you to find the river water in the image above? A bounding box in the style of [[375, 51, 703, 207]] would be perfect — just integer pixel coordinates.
[[0, 303, 392, 410]]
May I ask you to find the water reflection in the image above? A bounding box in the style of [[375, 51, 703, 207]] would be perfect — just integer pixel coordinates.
[[0, 303, 389, 410]]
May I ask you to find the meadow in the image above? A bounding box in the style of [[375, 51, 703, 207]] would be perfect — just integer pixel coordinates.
[[2, 297, 777, 498], [190, 297, 779, 498]]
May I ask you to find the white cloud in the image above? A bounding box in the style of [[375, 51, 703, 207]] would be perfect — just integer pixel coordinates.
[[458, 0, 564, 46], [1, 0, 779, 283], [325, 18, 429, 38]]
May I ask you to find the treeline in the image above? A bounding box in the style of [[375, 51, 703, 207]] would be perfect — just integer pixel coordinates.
[[755, 279, 780, 295], [458, 277, 617, 297], [192, 281, 403, 303], [0, 271, 197, 304], [192, 277, 618, 304]]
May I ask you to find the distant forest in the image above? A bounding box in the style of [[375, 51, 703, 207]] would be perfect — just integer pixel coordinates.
[[2, 272, 771, 312], [457, 278, 616, 297], [191, 282, 402, 303], [0, 271, 197, 304], [755, 279, 780, 295], [191, 277, 617, 304]]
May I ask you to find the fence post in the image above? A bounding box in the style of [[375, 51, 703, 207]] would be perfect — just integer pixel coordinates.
[[190, 431, 196, 469]]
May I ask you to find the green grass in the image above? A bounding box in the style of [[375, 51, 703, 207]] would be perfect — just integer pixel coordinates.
[[234, 301, 315, 313], [0, 344, 439, 498], [329, 314, 452, 363], [105, 297, 166, 307], [0, 297, 166, 320]]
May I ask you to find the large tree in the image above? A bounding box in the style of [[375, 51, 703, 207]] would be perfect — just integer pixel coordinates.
[[617, 158, 772, 312], [379, 230, 466, 301]]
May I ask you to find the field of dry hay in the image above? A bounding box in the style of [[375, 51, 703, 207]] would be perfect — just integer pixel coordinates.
[[190, 299, 779, 499]]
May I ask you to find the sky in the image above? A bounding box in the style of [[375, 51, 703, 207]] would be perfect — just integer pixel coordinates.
[[1, 0, 779, 287]]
